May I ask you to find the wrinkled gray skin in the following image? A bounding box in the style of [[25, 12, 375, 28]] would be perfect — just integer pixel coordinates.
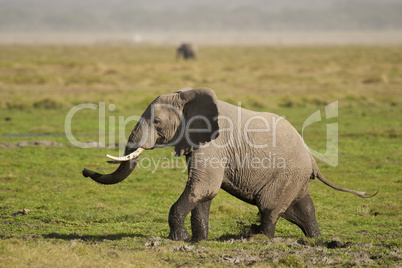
[[83, 87, 376, 242], [177, 43, 196, 60]]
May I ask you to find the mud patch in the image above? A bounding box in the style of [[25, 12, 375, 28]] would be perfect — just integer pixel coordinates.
[[219, 249, 261, 265], [12, 208, 31, 216], [145, 236, 164, 247], [0, 140, 64, 148]]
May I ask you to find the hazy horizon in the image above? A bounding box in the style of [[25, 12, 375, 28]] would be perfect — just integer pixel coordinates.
[[1, 0, 402, 44]]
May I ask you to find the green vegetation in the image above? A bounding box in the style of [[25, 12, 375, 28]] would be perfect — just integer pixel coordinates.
[[0, 45, 401, 267]]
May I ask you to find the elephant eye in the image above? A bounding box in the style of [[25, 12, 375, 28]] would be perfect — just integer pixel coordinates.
[[153, 118, 161, 125]]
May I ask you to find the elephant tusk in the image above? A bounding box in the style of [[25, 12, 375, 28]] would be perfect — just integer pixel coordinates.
[[105, 148, 145, 162]]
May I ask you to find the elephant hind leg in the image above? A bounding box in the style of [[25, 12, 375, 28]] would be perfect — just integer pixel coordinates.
[[282, 193, 321, 237], [257, 175, 310, 238], [258, 191, 297, 238], [258, 208, 280, 238]]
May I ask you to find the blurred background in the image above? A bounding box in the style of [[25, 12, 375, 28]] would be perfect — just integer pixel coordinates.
[[1, 0, 402, 45]]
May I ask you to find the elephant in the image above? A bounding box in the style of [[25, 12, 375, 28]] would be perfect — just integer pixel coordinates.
[[176, 43, 196, 60], [82, 87, 376, 242]]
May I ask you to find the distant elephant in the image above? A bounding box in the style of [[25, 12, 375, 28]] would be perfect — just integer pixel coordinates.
[[82, 87, 376, 242], [176, 43, 196, 60]]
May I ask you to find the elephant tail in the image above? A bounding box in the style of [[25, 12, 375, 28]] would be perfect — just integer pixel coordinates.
[[315, 171, 378, 198]]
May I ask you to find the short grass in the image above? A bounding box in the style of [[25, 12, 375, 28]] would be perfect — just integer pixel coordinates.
[[0, 45, 401, 267]]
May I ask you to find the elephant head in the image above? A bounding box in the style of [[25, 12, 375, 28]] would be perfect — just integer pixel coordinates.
[[82, 87, 219, 184]]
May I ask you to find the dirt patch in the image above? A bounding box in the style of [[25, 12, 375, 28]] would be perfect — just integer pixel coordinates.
[[142, 236, 402, 266], [219, 249, 261, 265]]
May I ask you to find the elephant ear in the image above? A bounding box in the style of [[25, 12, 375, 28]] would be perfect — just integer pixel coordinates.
[[174, 87, 219, 156]]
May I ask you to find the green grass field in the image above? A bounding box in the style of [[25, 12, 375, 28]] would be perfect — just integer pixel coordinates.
[[0, 45, 401, 267]]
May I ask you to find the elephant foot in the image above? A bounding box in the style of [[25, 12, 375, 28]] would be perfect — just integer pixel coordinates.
[[190, 235, 207, 244], [168, 228, 191, 241], [306, 228, 321, 238], [260, 225, 275, 238]]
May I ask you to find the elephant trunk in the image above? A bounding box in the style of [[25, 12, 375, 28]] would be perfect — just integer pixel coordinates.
[[82, 124, 147, 185], [82, 157, 138, 185]]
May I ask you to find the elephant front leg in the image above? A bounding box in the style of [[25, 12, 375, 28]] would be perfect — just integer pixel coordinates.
[[168, 154, 222, 242], [190, 200, 212, 243], [168, 185, 218, 241], [168, 199, 192, 241], [168, 183, 207, 241]]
